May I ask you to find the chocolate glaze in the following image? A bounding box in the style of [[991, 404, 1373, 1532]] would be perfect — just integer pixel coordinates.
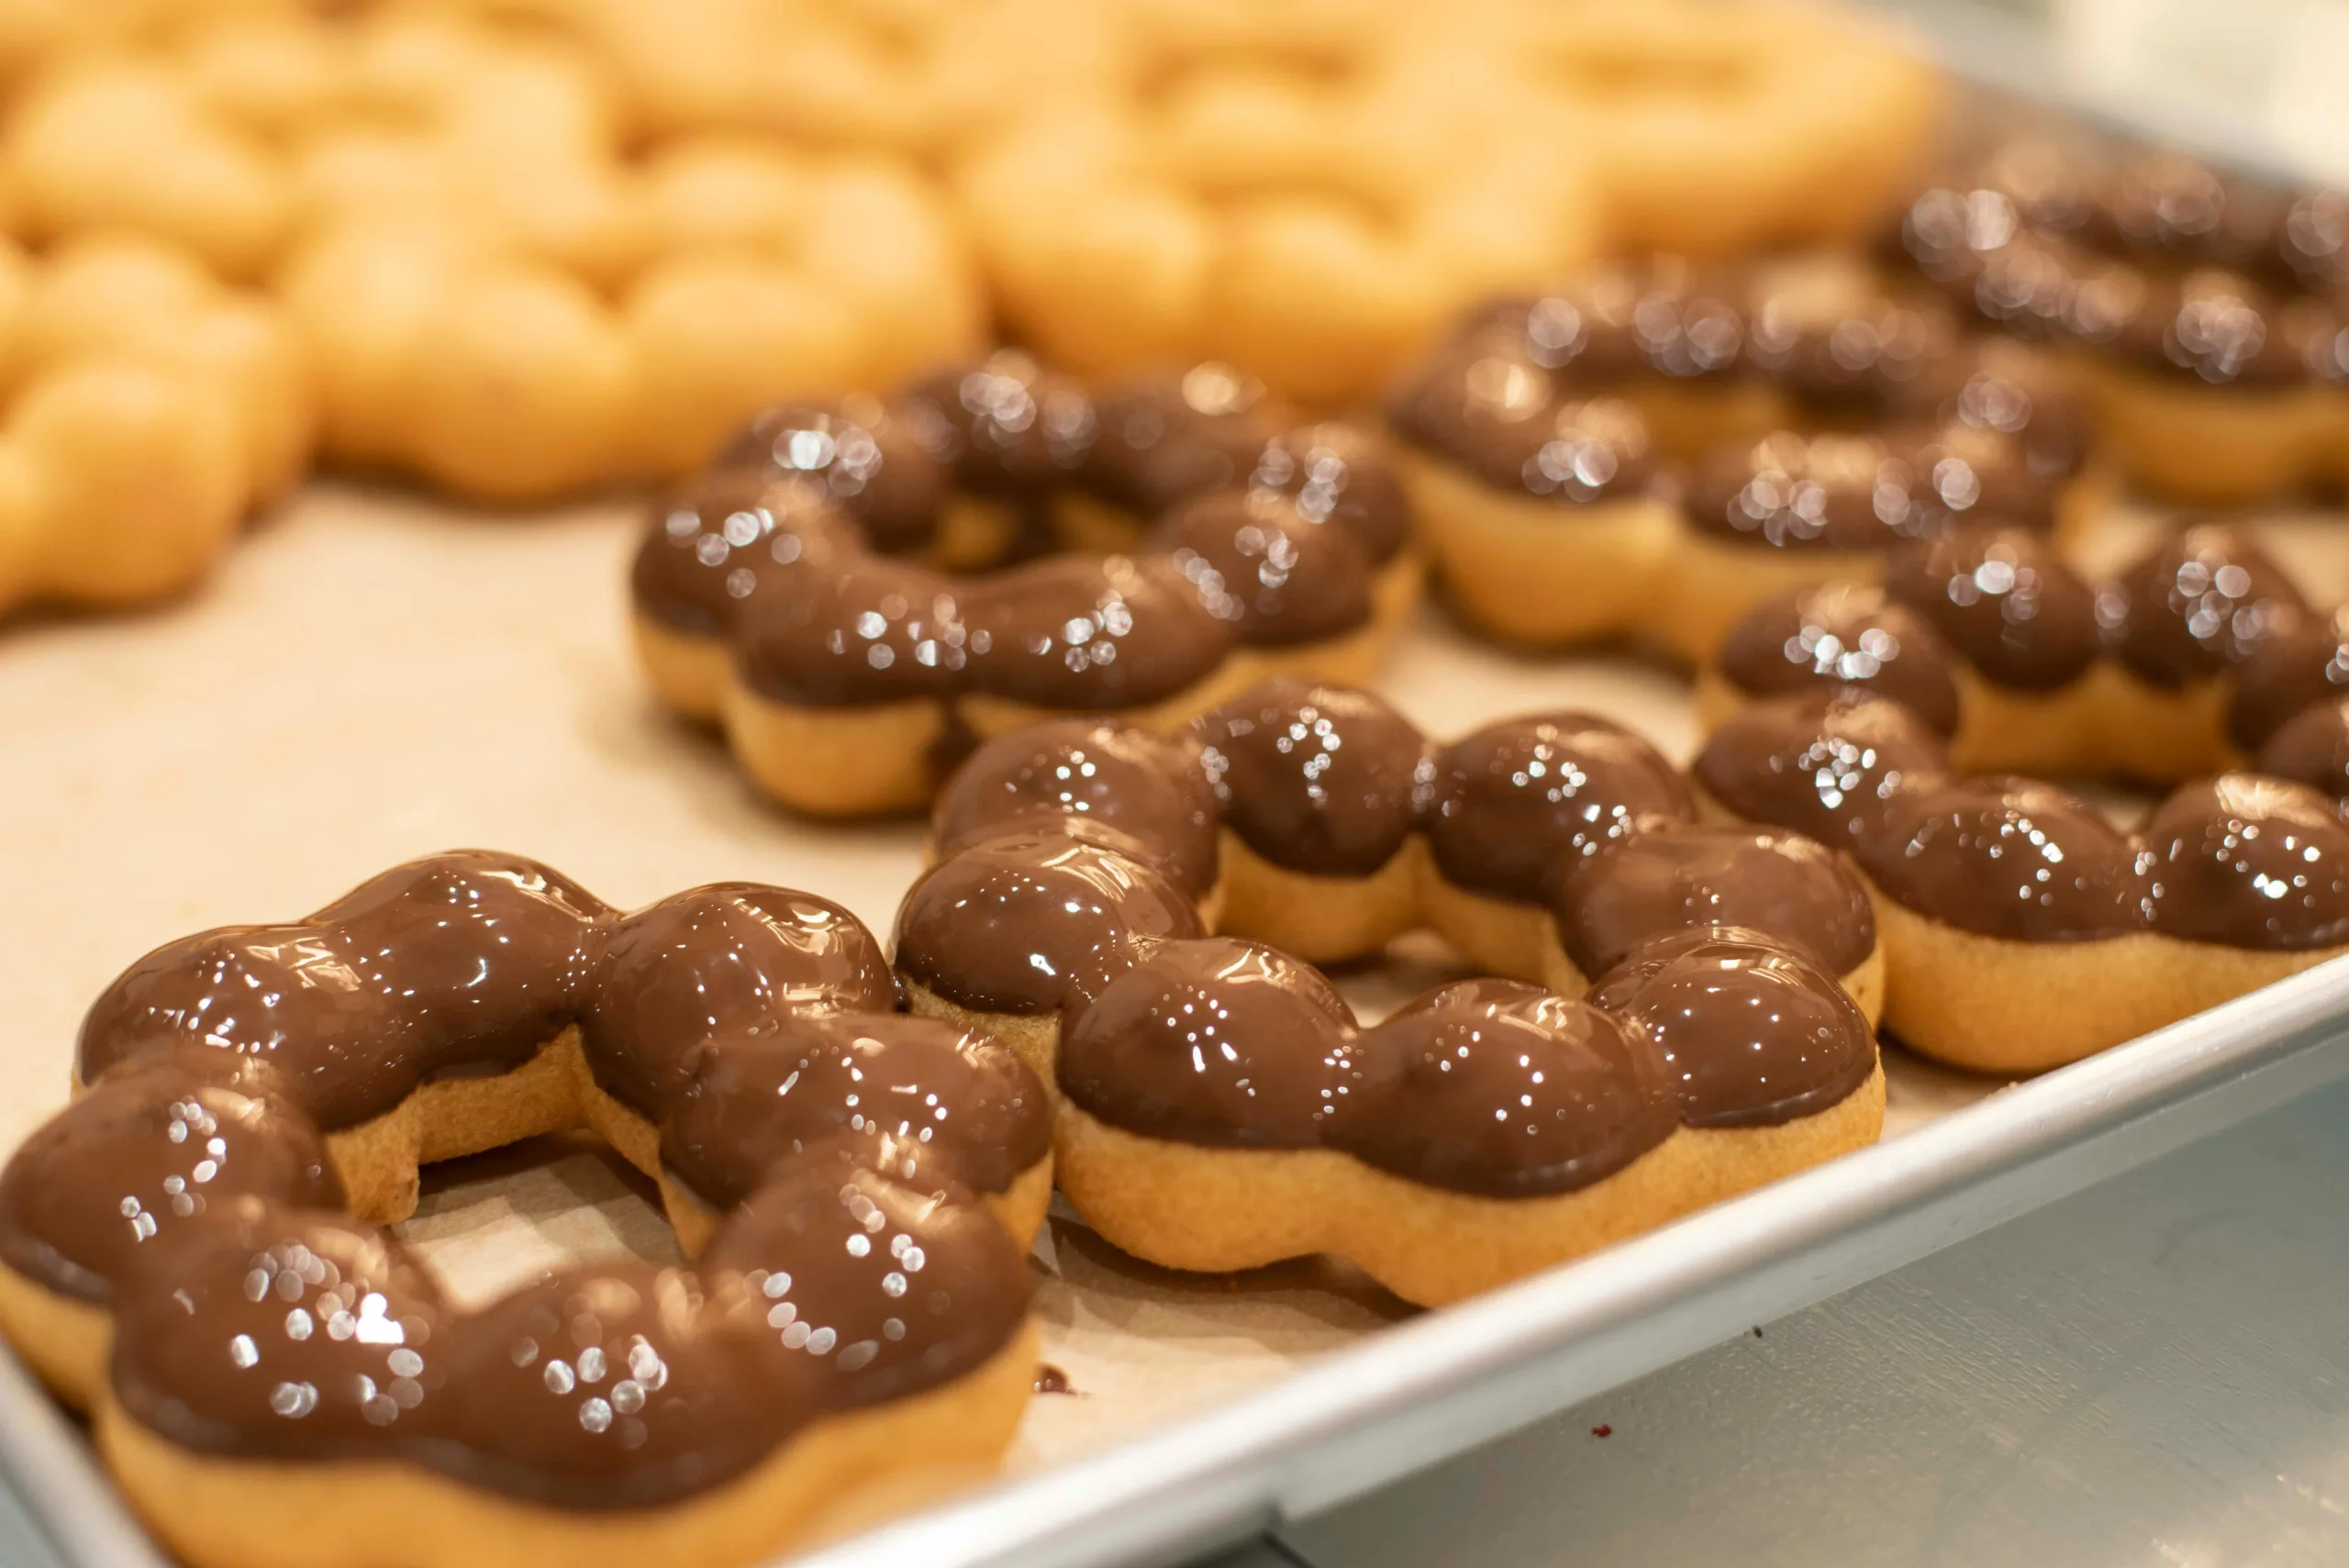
[[584, 884, 896, 1119], [426, 1261, 801, 1508], [1742, 259, 1955, 409], [631, 473, 860, 639], [1250, 421, 1412, 566], [1687, 428, 2042, 555], [1425, 714, 1696, 903], [1154, 488, 1377, 648], [1882, 524, 2100, 690], [932, 720, 1219, 899], [1333, 983, 1675, 1198], [108, 1200, 453, 1462], [1589, 928, 1878, 1129], [1553, 827, 1876, 979], [1694, 691, 1950, 845], [79, 852, 614, 1129], [896, 352, 1097, 502], [963, 555, 1237, 709], [1716, 584, 1964, 736], [1857, 776, 2151, 940], [2087, 268, 2316, 388], [2141, 775, 2349, 949], [1387, 323, 1663, 504], [698, 1157, 1032, 1407], [2230, 607, 2349, 750], [2257, 698, 2349, 800], [1192, 678, 1431, 878], [713, 398, 950, 558], [1058, 938, 1359, 1149], [733, 557, 970, 707], [0, 1053, 339, 1304], [1081, 364, 1274, 518], [2103, 526, 2304, 689], [661, 1013, 1050, 1207], [894, 824, 1203, 1015]]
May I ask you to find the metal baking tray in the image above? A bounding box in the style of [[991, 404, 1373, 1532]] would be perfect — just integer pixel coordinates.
[[5, 21, 2347, 1568]]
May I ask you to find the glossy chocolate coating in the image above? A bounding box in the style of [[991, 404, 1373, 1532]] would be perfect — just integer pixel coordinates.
[[1058, 938, 1359, 1149], [699, 1158, 1032, 1407], [894, 825, 1203, 1015], [631, 472, 860, 638], [661, 1014, 1050, 1207], [714, 398, 950, 557], [1742, 260, 1955, 409], [1694, 691, 1949, 845], [1892, 336, 2090, 488], [2104, 526, 2304, 689], [1716, 584, 1964, 735], [1250, 421, 1412, 566], [1192, 678, 1431, 878], [1553, 827, 1876, 979], [1389, 329, 1663, 504], [2086, 267, 2316, 388], [1687, 429, 2028, 554], [1334, 984, 1675, 1198], [2230, 607, 2349, 750], [1882, 524, 2100, 690], [732, 557, 970, 706], [1857, 776, 2150, 940], [79, 852, 614, 1129], [1080, 363, 1274, 518], [428, 1262, 795, 1508], [896, 352, 1097, 499], [2256, 698, 2349, 800], [1589, 929, 1878, 1129], [963, 555, 1236, 709], [584, 884, 896, 1119], [1155, 488, 1376, 648], [932, 719, 1219, 899], [2141, 775, 2349, 949], [1425, 714, 1696, 903], [0, 1053, 339, 1304], [108, 1201, 453, 1462]]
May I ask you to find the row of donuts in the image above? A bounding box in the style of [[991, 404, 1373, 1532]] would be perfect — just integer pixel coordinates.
[[1891, 137, 2349, 502], [1384, 251, 2103, 658], [0, 853, 1051, 1568], [629, 353, 1419, 815], [904, 673, 2349, 1088]]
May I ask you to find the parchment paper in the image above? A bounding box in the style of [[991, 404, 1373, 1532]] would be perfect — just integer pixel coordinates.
[[1, 484, 2339, 1481]]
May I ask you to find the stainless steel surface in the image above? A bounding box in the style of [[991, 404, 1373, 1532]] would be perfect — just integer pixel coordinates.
[[1276, 1069, 2349, 1567], [792, 962, 2349, 1568]]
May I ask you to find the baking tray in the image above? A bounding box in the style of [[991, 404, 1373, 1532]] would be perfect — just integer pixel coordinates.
[[5, 61, 2349, 1565]]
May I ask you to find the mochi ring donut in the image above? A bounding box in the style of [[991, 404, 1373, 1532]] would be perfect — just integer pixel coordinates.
[[0, 851, 1049, 1568], [1892, 139, 2349, 504], [1387, 252, 2101, 661], [1694, 521, 2349, 1071], [895, 677, 1891, 1306], [630, 352, 1419, 817]]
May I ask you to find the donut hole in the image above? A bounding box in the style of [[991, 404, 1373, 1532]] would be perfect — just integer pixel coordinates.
[[395, 1129, 683, 1312]]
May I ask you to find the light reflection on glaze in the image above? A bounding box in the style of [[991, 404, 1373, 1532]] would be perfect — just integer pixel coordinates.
[[1716, 584, 1962, 735], [1191, 678, 1432, 878], [1553, 827, 1876, 979], [1693, 691, 1949, 845]]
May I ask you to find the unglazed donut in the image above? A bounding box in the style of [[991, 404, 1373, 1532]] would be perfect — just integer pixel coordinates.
[[1388, 253, 2100, 659], [6, 8, 983, 500], [0, 851, 1050, 1568], [1893, 139, 2349, 503], [0, 232, 307, 615], [1694, 523, 2349, 1071], [896, 677, 1887, 1304], [629, 353, 1420, 816]]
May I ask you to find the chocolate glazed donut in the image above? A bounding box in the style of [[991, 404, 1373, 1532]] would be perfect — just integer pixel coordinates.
[[1701, 528, 2349, 1071], [910, 678, 1889, 1307], [1891, 140, 2349, 504], [629, 351, 1421, 819], [0, 851, 1051, 1568], [1386, 254, 2100, 661]]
